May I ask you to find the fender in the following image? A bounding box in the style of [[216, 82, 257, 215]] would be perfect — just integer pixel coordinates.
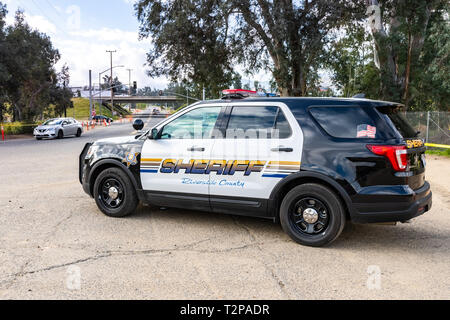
[[268, 170, 357, 219], [88, 158, 141, 196]]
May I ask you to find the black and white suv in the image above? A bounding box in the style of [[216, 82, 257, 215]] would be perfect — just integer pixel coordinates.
[[79, 95, 432, 247]]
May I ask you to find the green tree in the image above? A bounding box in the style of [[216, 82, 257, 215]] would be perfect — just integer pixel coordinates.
[[4, 10, 61, 121], [51, 64, 74, 117], [136, 0, 365, 97], [408, 3, 449, 111], [0, 2, 9, 121], [327, 24, 381, 99], [136, 0, 235, 97], [366, 0, 446, 108]]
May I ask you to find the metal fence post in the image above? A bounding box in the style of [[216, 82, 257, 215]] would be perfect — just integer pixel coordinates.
[[426, 111, 430, 143]]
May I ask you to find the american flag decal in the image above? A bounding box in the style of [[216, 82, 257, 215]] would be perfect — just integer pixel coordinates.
[[357, 124, 377, 138]]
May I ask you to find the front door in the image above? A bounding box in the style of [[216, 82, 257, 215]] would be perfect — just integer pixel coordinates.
[[140, 105, 224, 210]]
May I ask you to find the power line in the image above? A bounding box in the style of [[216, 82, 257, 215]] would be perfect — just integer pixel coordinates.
[[44, 0, 69, 26], [28, 0, 72, 38]]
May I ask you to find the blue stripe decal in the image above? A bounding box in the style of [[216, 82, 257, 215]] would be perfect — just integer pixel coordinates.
[[141, 169, 159, 173], [262, 174, 289, 178]]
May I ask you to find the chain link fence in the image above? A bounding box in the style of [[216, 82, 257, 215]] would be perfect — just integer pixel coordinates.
[[404, 112, 450, 146]]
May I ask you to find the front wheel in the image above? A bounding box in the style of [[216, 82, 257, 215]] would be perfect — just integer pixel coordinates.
[[93, 168, 138, 218], [280, 183, 346, 247], [57, 130, 64, 139], [76, 128, 82, 137]]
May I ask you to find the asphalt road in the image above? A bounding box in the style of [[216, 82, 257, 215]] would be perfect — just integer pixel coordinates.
[[0, 114, 449, 300]]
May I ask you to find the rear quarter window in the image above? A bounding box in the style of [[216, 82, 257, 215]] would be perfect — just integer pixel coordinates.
[[309, 106, 380, 139], [376, 106, 418, 139]]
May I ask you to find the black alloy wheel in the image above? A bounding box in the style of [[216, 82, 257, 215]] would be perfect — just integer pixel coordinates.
[[280, 183, 346, 247], [93, 168, 138, 218]]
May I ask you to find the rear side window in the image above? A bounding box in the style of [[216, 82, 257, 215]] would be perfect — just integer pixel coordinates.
[[377, 106, 417, 139], [310, 106, 379, 139], [226, 106, 292, 139]]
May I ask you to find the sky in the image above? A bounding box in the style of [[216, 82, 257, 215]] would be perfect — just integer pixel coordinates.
[[2, 0, 170, 89], [1, 0, 328, 92]]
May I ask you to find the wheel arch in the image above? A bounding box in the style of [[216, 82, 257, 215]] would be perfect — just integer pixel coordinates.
[[88, 159, 139, 197], [269, 171, 355, 221]]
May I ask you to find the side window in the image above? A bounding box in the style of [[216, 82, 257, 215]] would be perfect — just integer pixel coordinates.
[[274, 109, 292, 139], [226, 106, 292, 139], [160, 107, 221, 139], [310, 106, 379, 139]]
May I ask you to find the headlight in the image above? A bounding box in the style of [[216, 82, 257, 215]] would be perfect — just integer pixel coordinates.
[[47, 128, 55, 133], [86, 146, 99, 159]]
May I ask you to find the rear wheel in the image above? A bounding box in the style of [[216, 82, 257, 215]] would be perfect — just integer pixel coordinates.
[[280, 183, 346, 247], [93, 168, 138, 218], [76, 128, 82, 137]]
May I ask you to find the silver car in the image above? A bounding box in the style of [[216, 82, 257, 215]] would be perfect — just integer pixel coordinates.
[[34, 118, 83, 140]]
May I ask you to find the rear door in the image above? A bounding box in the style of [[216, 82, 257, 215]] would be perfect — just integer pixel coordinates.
[[209, 102, 303, 216]]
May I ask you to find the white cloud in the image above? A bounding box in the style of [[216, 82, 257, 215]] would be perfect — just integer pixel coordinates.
[[54, 28, 167, 89], [5, 12, 57, 35]]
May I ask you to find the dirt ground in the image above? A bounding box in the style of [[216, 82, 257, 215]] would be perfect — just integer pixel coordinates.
[[0, 128, 449, 300]]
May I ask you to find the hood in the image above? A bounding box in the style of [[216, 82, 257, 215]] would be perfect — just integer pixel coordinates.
[[93, 135, 141, 146], [36, 125, 59, 130]]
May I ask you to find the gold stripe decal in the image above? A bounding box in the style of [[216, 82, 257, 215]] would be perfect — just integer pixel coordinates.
[[141, 158, 163, 162], [268, 161, 301, 166]]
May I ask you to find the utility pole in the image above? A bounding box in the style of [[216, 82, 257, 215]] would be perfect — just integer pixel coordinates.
[[63, 80, 67, 118], [99, 73, 102, 116], [89, 70, 93, 121], [203, 86, 206, 101], [106, 50, 116, 115], [127, 69, 133, 96]]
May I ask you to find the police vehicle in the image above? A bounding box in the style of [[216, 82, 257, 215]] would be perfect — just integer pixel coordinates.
[[79, 90, 432, 247]]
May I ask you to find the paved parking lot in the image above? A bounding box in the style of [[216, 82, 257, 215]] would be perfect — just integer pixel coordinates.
[[0, 119, 449, 300]]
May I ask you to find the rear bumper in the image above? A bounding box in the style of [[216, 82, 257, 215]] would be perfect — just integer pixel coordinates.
[[350, 182, 432, 223]]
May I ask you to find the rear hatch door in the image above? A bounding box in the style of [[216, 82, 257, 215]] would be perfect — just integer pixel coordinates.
[[376, 105, 426, 190]]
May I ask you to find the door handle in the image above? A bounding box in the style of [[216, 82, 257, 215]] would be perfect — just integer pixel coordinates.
[[188, 147, 206, 152], [271, 147, 293, 152]]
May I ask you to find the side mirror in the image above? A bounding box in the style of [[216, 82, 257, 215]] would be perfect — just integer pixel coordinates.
[[133, 119, 144, 131], [149, 128, 159, 140]]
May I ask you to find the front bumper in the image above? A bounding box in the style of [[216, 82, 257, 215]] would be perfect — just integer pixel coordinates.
[[79, 143, 93, 197], [350, 182, 432, 223], [34, 133, 57, 138]]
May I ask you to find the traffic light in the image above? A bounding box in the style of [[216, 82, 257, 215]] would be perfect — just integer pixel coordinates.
[[133, 81, 137, 90]]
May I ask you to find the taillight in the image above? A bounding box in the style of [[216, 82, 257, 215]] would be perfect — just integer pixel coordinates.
[[367, 145, 408, 172]]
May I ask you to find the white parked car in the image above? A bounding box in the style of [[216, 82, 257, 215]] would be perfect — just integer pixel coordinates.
[[34, 118, 83, 140]]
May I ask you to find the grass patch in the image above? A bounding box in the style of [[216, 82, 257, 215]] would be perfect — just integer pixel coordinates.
[[66, 98, 116, 120], [426, 148, 450, 157]]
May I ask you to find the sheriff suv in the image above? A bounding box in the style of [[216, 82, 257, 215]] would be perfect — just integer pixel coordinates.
[[79, 94, 432, 247]]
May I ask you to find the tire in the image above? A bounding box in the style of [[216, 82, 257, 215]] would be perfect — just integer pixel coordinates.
[[36, 137, 42, 141], [279, 183, 346, 247], [57, 130, 64, 139], [76, 128, 82, 137], [93, 168, 138, 218]]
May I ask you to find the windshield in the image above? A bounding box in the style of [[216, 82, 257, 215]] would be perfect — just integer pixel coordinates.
[[377, 106, 418, 139], [43, 119, 62, 126]]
